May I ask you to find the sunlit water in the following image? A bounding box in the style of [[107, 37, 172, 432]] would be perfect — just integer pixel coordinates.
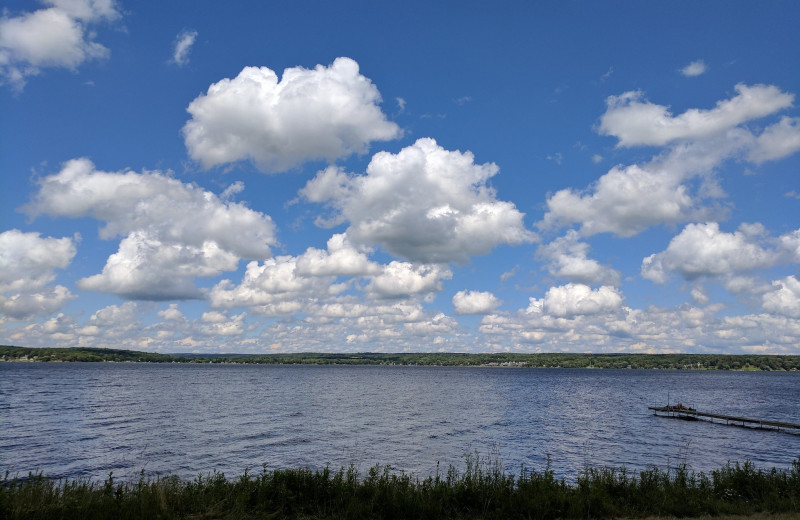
[[1, 363, 798, 482]]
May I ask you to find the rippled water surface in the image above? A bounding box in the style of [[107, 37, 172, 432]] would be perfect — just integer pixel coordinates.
[[2, 363, 798, 481]]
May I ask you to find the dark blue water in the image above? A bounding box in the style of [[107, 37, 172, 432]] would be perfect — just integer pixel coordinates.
[[1, 363, 798, 482]]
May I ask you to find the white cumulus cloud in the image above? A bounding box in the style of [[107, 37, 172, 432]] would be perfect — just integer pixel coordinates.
[[74, 302, 146, 343], [478, 300, 800, 353], [301, 138, 536, 263], [158, 303, 185, 322], [0, 0, 119, 90], [404, 312, 458, 336], [366, 262, 452, 298], [0, 284, 74, 320], [779, 229, 800, 261], [0, 229, 77, 319], [541, 163, 698, 237], [545, 283, 623, 317], [77, 231, 240, 300], [542, 84, 800, 238], [86, 301, 139, 327], [295, 234, 380, 277], [530, 283, 623, 317], [183, 57, 401, 172], [26, 158, 276, 259], [25, 158, 277, 300], [209, 256, 340, 309], [762, 276, 800, 318], [641, 222, 783, 283], [199, 311, 246, 336], [747, 117, 800, 163], [599, 83, 794, 147], [536, 230, 620, 285], [452, 290, 501, 315]]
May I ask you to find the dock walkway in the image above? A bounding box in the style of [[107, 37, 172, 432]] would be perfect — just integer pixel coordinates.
[[648, 405, 800, 434]]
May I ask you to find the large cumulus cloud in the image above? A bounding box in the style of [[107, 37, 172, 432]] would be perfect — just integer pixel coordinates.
[[25, 158, 277, 300], [642, 222, 798, 284], [209, 256, 342, 309], [598, 84, 794, 147], [26, 158, 275, 259], [542, 84, 800, 237], [183, 57, 401, 173], [77, 231, 240, 300], [301, 138, 536, 263]]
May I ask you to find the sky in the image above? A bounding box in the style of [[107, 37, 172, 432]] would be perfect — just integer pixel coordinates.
[[1, 0, 799, 355]]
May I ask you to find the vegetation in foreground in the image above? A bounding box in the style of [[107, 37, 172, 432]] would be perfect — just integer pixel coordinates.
[[2, 345, 800, 371], [2, 457, 799, 519]]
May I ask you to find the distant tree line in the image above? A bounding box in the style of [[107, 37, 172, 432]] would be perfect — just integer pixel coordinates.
[[0, 346, 173, 363], [2, 345, 799, 371]]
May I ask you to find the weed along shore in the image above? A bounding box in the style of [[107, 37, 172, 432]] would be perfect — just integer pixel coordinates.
[[2, 458, 799, 519]]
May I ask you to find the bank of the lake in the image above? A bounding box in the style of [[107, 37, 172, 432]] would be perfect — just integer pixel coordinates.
[[3, 458, 799, 519], [2, 345, 800, 371]]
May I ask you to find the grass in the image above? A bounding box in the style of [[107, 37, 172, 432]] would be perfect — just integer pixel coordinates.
[[2, 456, 799, 519]]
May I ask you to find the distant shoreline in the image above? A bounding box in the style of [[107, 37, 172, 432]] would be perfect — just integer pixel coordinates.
[[2, 345, 799, 371]]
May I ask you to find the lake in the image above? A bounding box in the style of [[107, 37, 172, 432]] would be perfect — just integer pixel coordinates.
[[1, 363, 798, 482]]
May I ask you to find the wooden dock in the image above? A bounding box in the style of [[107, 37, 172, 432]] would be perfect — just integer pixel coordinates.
[[648, 405, 800, 434]]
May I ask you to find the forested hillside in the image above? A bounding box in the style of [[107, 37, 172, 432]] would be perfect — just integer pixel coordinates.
[[2, 346, 799, 370]]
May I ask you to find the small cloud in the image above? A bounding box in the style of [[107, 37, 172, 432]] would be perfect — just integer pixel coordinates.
[[785, 190, 800, 200], [221, 181, 245, 201], [591, 154, 603, 164], [690, 286, 709, 305], [452, 290, 502, 315], [547, 152, 562, 165], [500, 265, 519, 283], [681, 59, 707, 77], [600, 67, 613, 82], [454, 96, 472, 106], [396, 97, 406, 112], [171, 29, 198, 66]]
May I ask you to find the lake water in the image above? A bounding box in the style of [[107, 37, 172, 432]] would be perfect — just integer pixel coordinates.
[[1, 363, 798, 482]]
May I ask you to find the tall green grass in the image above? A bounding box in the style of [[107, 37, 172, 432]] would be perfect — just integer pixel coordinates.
[[2, 456, 799, 519]]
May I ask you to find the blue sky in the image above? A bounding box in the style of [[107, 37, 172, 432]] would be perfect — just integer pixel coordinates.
[[2, 0, 799, 354]]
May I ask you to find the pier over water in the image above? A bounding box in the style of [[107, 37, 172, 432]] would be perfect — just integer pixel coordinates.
[[649, 404, 800, 435]]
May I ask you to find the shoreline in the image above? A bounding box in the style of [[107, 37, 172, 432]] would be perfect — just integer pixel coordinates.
[[1, 358, 794, 372], [3, 459, 798, 519], [2, 345, 799, 371]]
